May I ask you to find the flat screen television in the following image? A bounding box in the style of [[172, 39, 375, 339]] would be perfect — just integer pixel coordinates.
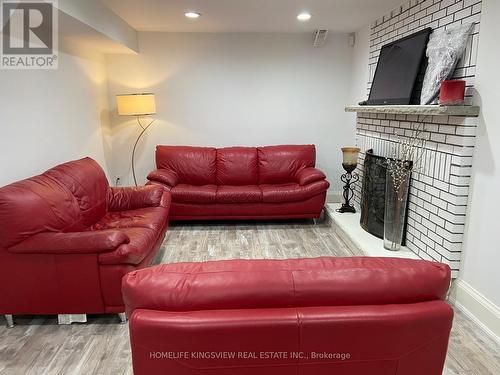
[[367, 28, 432, 105]]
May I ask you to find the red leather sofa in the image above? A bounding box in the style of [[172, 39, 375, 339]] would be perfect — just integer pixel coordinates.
[[0, 157, 170, 321], [147, 145, 329, 220], [123, 257, 453, 375]]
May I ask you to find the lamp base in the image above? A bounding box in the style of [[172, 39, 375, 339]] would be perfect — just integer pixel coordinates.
[[338, 171, 359, 214], [337, 204, 356, 213]]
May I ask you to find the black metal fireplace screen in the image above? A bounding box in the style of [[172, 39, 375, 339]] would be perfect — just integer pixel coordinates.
[[359, 149, 409, 244]]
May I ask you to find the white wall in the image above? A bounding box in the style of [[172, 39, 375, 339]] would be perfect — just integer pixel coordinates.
[[348, 25, 371, 134], [457, 0, 500, 338], [105, 32, 354, 196], [0, 38, 111, 186], [349, 26, 371, 107]]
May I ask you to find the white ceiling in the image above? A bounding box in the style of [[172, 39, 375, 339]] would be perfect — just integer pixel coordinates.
[[102, 0, 402, 33]]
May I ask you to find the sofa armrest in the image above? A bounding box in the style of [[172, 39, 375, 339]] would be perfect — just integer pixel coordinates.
[[108, 185, 164, 211], [147, 169, 178, 188], [297, 167, 327, 186], [8, 230, 130, 255], [159, 190, 171, 209]]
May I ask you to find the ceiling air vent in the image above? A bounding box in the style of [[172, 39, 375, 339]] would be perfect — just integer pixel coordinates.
[[313, 30, 328, 47]]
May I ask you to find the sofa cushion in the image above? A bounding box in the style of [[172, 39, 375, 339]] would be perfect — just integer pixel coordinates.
[[92, 207, 168, 232], [216, 185, 262, 203], [258, 145, 316, 184], [98, 227, 158, 265], [44, 157, 109, 226], [0, 175, 82, 248], [216, 147, 258, 185], [260, 180, 329, 203], [156, 146, 217, 186], [171, 184, 217, 204]]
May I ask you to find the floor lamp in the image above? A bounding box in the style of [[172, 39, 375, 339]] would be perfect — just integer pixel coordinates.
[[116, 93, 156, 186]]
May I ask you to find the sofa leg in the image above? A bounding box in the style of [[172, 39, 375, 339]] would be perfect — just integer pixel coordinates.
[[118, 313, 127, 324], [5, 314, 14, 328], [313, 208, 326, 225], [57, 314, 87, 325]]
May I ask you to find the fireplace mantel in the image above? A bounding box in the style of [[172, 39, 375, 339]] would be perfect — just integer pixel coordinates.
[[345, 104, 480, 117]]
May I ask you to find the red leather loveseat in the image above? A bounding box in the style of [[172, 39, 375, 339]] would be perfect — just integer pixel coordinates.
[[147, 145, 329, 220], [123, 257, 453, 375], [0, 157, 170, 323]]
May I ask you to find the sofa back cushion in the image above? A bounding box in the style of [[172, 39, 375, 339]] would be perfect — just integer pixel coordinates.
[[0, 175, 82, 248], [44, 158, 109, 226], [258, 145, 315, 184], [122, 257, 451, 313], [156, 146, 217, 186], [216, 147, 258, 185]]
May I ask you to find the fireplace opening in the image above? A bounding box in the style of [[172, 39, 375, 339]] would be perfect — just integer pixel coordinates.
[[360, 149, 410, 245]]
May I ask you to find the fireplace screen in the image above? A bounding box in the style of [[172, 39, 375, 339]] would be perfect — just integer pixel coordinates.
[[360, 149, 409, 244]]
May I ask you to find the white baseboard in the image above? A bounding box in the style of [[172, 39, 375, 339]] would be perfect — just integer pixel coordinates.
[[324, 199, 499, 343], [449, 279, 500, 344]]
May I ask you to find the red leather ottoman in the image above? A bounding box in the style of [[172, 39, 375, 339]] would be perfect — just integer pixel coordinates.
[[122, 257, 453, 375]]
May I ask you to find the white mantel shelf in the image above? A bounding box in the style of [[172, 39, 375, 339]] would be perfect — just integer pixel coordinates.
[[345, 104, 480, 117]]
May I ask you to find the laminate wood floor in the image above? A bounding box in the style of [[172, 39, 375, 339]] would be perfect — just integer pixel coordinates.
[[1, 217, 498, 375]]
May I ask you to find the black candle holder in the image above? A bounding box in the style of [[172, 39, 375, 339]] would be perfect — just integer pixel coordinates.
[[337, 163, 359, 213]]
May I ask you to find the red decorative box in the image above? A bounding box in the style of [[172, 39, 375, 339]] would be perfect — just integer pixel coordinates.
[[439, 80, 466, 106]]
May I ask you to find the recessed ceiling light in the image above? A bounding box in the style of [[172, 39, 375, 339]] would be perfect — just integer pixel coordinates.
[[185, 11, 201, 19], [297, 12, 312, 21]]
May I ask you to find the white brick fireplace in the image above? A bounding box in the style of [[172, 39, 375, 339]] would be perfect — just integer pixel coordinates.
[[352, 0, 482, 277]]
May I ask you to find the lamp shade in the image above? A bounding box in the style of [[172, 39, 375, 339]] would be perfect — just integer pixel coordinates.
[[341, 147, 360, 166], [116, 93, 156, 116]]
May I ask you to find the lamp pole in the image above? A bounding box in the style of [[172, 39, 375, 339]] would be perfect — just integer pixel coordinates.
[[131, 116, 156, 186], [116, 93, 156, 186]]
